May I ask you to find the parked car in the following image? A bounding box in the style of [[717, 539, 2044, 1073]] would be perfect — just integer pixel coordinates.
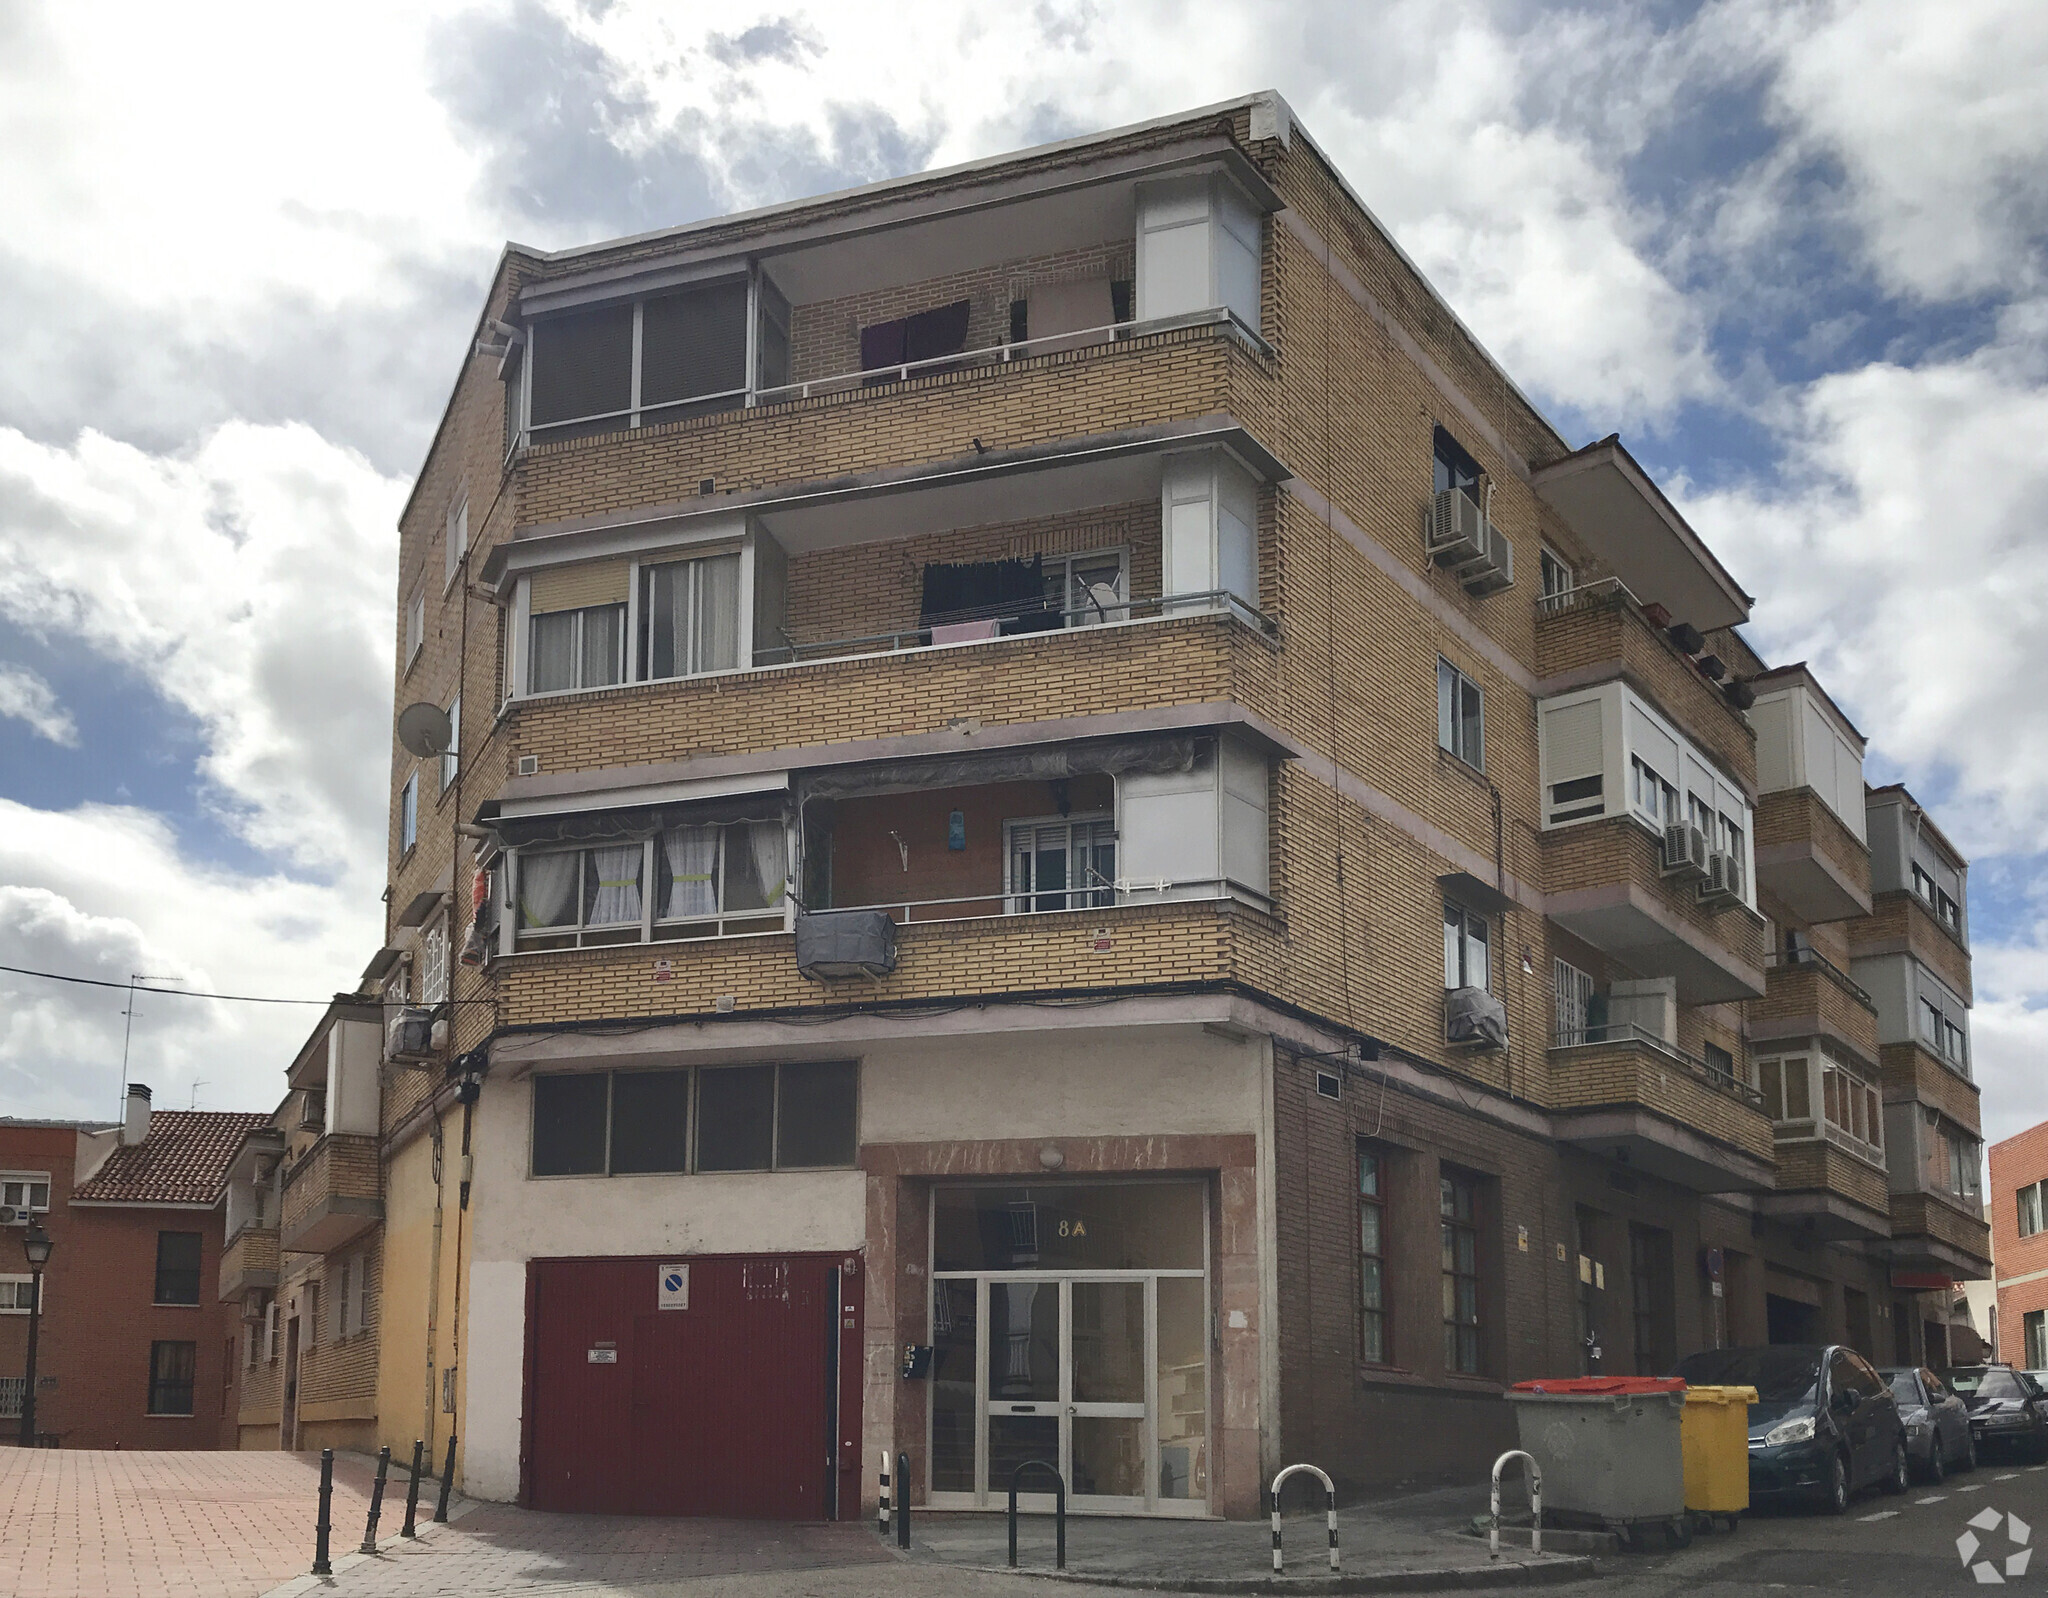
[[1674, 1344, 1908, 1514], [1941, 1365, 2048, 1462], [1881, 1366, 1975, 1481]]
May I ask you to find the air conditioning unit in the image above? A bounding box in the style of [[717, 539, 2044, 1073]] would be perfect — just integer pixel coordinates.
[[1698, 851, 1745, 907], [1661, 822, 1709, 881], [795, 909, 899, 980], [1445, 986, 1509, 1050], [1426, 488, 1487, 565], [386, 1006, 436, 1062], [1459, 518, 1515, 595], [0, 1205, 31, 1227]]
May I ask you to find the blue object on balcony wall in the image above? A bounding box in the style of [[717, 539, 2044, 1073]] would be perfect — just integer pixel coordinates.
[[948, 810, 966, 851]]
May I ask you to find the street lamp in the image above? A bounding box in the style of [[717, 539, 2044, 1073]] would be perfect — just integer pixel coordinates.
[[18, 1218, 52, 1447]]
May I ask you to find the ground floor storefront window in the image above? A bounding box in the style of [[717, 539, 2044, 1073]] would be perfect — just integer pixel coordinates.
[[929, 1180, 1209, 1516]]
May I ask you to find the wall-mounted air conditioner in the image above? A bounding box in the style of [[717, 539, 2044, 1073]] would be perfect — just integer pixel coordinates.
[[1459, 518, 1515, 595], [1445, 986, 1509, 1049], [1426, 488, 1487, 566], [1661, 822, 1709, 881], [386, 1006, 436, 1062], [1698, 851, 1745, 907], [794, 909, 899, 981], [0, 1205, 32, 1227]]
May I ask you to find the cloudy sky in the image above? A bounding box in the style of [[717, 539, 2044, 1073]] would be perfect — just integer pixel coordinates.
[[2, 0, 2045, 1138]]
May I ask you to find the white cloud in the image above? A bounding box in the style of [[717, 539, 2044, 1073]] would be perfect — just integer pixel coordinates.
[[0, 662, 77, 746], [1688, 348, 2048, 856], [1750, 0, 2048, 304], [0, 804, 370, 1119], [0, 421, 408, 880]]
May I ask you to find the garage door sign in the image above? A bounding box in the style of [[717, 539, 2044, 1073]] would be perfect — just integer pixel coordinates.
[[659, 1264, 689, 1310]]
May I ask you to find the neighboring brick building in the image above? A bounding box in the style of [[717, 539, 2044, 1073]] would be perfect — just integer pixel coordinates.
[[219, 997, 386, 1453], [1991, 1123, 2048, 1369], [361, 91, 1990, 1517], [0, 1090, 269, 1448]]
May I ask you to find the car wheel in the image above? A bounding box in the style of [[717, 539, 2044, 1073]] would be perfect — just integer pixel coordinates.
[[1961, 1431, 1978, 1472], [1924, 1437, 1946, 1484], [1818, 1451, 1850, 1515], [1883, 1438, 1910, 1495]]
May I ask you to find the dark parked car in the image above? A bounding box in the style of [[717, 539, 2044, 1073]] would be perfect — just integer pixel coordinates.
[[1881, 1366, 1975, 1481], [1674, 1344, 1908, 1514], [1941, 1365, 2048, 1462]]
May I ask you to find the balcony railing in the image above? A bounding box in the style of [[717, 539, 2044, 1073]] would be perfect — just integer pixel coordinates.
[[754, 588, 1276, 668], [1551, 1020, 1764, 1108], [519, 308, 1264, 453], [1765, 945, 1876, 1009], [279, 1133, 381, 1255]]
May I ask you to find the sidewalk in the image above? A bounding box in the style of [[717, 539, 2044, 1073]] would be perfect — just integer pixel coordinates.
[[903, 1483, 1594, 1592]]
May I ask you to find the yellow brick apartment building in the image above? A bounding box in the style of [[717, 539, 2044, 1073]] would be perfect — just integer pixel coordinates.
[[336, 92, 1990, 1517]]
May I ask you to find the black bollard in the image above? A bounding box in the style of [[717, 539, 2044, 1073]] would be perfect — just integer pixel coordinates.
[[433, 1433, 458, 1523], [312, 1447, 334, 1575], [896, 1451, 910, 1549], [400, 1439, 425, 1538], [360, 1445, 391, 1554]]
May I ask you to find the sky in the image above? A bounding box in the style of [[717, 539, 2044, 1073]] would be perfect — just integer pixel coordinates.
[[1, 0, 2045, 1139]]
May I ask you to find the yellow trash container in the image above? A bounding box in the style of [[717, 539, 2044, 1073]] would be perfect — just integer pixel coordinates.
[[1682, 1384, 1758, 1519]]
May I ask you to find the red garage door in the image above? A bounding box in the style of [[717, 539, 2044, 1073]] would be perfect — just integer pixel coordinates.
[[525, 1254, 862, 1518]]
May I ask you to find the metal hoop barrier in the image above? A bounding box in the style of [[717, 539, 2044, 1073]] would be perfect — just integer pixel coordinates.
[[1490, 1450, 1543, 1556], [877, 1449, 891, 1540], [1007, 1459, 1067, 1570], [1268, 1463, 1338, 1573]]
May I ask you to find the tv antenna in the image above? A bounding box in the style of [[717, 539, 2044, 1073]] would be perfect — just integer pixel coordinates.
[[189, 1081, 209, 1110], [119, 973, 186, 1116]]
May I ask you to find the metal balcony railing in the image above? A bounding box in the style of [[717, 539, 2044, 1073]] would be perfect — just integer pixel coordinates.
[[1765, 945, 1877, 1010], [1550, 1019, 1765, 1109]]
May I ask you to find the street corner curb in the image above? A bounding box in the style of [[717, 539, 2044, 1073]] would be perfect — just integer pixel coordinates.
[[254, 1495, 483, 1598], [940, 1554, 1600, 1593]]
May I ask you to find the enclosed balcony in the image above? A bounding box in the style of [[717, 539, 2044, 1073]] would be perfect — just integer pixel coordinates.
[[218, 1223, 279, 1304], [1887, 1191, 1992, 1281], [1749, 946, 1881, 1064], [488, 436, 1285, 780], [1542, 815, 1765, 1004], [504, 138, 1279, 521], [279, 1134, 382, 1256], [1881, 1041, 1981, 1136], [1548, 1023, 1774, 1192], [1751, 1042, 1892, 1240], [1747, 667, 1871, 923], [1851, 891, 1974, 1006], [1753, 789, 1871, 924]]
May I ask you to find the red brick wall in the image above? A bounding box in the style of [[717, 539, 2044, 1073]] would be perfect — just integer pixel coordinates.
[[0, 1125, 240, 1449], [1992, 1122, 2048, 1363]]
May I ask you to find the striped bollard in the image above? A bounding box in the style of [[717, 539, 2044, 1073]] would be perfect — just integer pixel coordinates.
[[878, 1449, 891, 1540], [1268, 1463, 1338, 1575]]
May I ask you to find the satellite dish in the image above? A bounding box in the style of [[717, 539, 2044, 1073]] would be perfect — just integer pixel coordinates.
[[396, 701, 453, 758]]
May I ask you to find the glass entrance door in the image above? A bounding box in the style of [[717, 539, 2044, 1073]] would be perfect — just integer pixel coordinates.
[[934, 1274, 1205, 1514]]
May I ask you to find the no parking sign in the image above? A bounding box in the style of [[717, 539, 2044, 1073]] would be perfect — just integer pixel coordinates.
[[658, 1263, 689, 1310]]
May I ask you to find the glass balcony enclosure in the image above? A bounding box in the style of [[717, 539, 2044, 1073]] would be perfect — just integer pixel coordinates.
[[505, 159, 1274, 451]]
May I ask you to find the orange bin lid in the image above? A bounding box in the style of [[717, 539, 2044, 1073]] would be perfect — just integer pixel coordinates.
[[1510, 1376, 1687, 1395]]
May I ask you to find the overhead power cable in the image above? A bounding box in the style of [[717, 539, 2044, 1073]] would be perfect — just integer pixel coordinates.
[[0, 962, 499, 1008]]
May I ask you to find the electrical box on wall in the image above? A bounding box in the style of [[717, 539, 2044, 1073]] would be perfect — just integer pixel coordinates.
[[900, 1344, 933, 1380]]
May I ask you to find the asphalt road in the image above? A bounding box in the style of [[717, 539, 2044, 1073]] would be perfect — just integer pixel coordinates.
[[1555, 1459, 2048, 1597]]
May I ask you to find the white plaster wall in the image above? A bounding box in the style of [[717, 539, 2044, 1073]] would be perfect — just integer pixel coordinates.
[[329, 1019, 382, 1136], [461, 1022, 1262, 1501], [861, 1023, 1262, 1144]]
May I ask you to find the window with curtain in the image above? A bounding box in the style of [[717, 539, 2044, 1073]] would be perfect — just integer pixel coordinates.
[[1437, 657, 1484, 769], [529, 602, 625, 693], [147, 1341, 197, 1416], [514, 824, 785, 949], [1443, 902, 1490, 991], [639, 552, 741, 681]]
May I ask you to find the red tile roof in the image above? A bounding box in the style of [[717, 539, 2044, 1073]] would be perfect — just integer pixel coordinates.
[[70, 1110, 276, 1206]]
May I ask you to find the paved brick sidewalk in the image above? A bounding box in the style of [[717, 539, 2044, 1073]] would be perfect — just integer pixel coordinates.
[[287, 1504, 898, 1597], [0, 1448, 379, 1598]]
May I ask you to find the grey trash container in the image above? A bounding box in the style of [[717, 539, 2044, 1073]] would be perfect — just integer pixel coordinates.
[[1506, 1378, 1687, 1537]]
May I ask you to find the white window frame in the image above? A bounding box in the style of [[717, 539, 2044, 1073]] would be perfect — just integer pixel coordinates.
[[440, 695, 461, 793], [332, 1257, 353, 1340], [420, 919, 449, 1008], [1553, 957, 1594, 1046], [513, 825, 788, 950], [405, 588, 425, 670], [2020, 1182, 2045, 1240], [1045, 546, 1131, 627], [445, 493, 468, 590], [0, 1275, 38, 1314], [1762, 1047, 1883, 1162], [1437, 657, 1484, 770], [400, 770, 418, 856], [0, 1174, 51, 1213], [636, 549, 744, 682], [1002, 812, 1118, 914], [2028, 1310, 2048, 1372], [1539, 547, 1574, 599], [263, 1300, 279, 1363], [1443, 901, 1491, 991], [1943, 1130, 1983, 1204], [525, 601, 628, 696], [348, 1252, 369, 1335]]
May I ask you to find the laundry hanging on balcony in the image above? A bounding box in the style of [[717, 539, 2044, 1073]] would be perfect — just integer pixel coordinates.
[[918, 555, 1059, 640]]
